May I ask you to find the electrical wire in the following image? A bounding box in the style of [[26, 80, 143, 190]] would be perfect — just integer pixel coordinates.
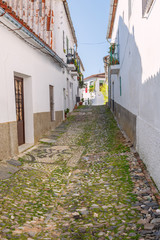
[[0, 20, 61, 65], [79, 41, 107, 45]]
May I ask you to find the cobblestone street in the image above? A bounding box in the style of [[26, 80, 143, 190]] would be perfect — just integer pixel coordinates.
[[0, 106, 160, 239]]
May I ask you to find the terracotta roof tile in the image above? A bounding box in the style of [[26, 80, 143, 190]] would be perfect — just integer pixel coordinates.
[[84, 73, 105, 81]]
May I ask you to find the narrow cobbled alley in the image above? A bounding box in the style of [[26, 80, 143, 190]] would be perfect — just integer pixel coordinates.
[[0, 106, 160, 240]]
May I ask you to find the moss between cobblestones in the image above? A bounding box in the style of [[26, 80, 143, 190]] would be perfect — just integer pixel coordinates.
[[39, 141, 54, 146], [0, 106, 141, 239], [66, 115, 76, 122]]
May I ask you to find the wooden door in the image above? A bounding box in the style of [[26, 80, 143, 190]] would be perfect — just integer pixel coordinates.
[[15, 77, 25, 146], [49, 85, 54, 121]]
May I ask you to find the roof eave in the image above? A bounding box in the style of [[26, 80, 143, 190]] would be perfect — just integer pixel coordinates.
[[0, 6, 67, 68], [106, 0, 118, 39], [84, 73, 105, 81]]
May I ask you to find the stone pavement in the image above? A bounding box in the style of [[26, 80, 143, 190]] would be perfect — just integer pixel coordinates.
[[0, 106, 160, 240]]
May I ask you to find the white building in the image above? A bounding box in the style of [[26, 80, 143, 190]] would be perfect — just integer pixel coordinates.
[[82, 73, 108, 106], [0, 0, 83, 160], [107, 0, 160, 189]]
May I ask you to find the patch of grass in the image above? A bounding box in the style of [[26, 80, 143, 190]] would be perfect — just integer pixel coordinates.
[[115, 143, 130, 153], [18, 157, 25, 163], [66, 115, 76, 123], [76, 105, 86, 109], [39, 141, 54, 146]]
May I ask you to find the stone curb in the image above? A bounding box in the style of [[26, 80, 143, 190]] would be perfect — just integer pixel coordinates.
[[115, 110, 160, 206], [134, 152, 160, 205]]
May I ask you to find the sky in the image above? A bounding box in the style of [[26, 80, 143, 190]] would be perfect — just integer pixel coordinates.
[[67, 0, 110, 78]]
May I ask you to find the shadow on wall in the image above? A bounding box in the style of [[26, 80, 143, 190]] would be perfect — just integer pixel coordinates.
[[137, 67, 160, 189], [139, 69, 160, 129], [112, 16, 160, 189], [112, 16, 142, 146]]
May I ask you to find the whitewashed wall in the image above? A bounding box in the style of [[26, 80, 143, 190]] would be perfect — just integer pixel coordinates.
[[53, 0, 75, 60], [0, 0, 78, 145], [93, 77, 106, 106], [83, 77, 105, 106], [110, 0, 160, 189], [82, 80, 91, 103], [53, 0, 78, 112]]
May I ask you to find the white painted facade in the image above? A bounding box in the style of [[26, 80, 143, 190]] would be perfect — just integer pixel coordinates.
[[107, 0, 160, 189], [53, 0, 76, 60], [82, 74, 106, 106], [0, 0, 82, 159]]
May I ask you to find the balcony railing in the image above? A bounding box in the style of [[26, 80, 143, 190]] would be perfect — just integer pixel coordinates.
[[109, 43, 119, 65], [66, 49, 83, 87], [66, 48, 75, 64]]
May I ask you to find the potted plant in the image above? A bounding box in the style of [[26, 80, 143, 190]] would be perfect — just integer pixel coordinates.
[[64, 108, 69, 118], [109, 43, 116, 54], [89, 85, 94, 93], [79, 98, 84, 106], [114, 58, 119, 64], [109, 57, 119, 65]]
